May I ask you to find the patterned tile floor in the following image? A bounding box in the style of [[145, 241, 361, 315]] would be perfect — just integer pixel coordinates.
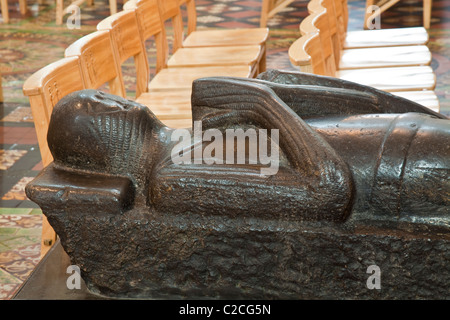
[[1, 0, 449, 300]]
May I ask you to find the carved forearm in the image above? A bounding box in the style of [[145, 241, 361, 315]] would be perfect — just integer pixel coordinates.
[[257, 69, 447, 119]]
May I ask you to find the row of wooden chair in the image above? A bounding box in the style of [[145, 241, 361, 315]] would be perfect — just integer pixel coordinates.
[[22, 0, 269, 256], [289, 0, 439, 112]]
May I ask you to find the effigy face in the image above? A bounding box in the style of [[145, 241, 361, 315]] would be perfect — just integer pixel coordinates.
[[26, 70, 450, 299]]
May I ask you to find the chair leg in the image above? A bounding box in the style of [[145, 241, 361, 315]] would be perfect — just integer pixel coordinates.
[[260, 0, 271, 27], [56, 0, 63, 24], [259, 47, 267, 74], [19, 0, 27, 14], [109, 0, 116, 15], [1, 0, 9, 23], [423, 0, 432, 29]]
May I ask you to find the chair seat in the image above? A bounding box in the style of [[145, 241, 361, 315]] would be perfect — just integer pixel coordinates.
[[148, 65, 253, 91], [182, 28, 269, 47], [339, 45, 432, 69], [336, 66, 436, 92], [167, 45, 263, 68], [391, 90, 440, 113], [136, 90, 192, 120], [344, 27, 429, 49]]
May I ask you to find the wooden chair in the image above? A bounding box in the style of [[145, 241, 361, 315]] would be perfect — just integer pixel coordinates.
[[178, 0, 269, 48], [304, 5, 432, 70], [1, 0, 27, 23], [309, 0, 429, 49], [290, 8, 439, 111], [64, 30, 126, 98], [22, 56, 85, 257], [364, 0, 433, 29], [155, 0, 264, 76], [125, 0, 254, 94], [260, 0, 295, 27]]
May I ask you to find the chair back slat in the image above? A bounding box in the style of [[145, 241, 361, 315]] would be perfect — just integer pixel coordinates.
[[157, 0, 185, 52], [97, 10, 150, 97], [128, 0, 170, 71], [179, 0, 197, 35]]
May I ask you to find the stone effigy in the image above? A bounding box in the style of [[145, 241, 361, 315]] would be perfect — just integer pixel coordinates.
[[26, 70, 449, 299]]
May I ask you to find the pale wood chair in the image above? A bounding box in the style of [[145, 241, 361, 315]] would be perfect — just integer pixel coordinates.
[[260, 0, 295, 27], [155, 0, 264, 76], [64, 30, 126, 97], [309, 0, 429, 49], [1, 0, 27, 23], [124, 0, 253, 94], [55, 0, 117, 25], [290, 7, 439, 111], [125, 0, 268, 74], [22, 56, 85, 257], [304, 4, 432, 71], [364, 0, 433, 29], [178, 0, 269, 49]]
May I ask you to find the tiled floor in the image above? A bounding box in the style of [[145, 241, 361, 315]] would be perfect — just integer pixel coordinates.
[[1, 0, 449, 300], [0, 208, 42, 299]]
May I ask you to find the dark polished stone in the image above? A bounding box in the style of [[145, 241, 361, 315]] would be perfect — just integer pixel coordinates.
[[25, 71, 450, 299]]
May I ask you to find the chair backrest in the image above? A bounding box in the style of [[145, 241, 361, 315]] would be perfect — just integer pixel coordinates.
[[311, 8, 337, 76], [308, 0, 347, 51], [97, 10, 150, 98], [23, 56, 85, 166], [333, 0, 348, 42], [178, 0, 197, 35], [321, 0, 342, 66], [157, 0, 186, 53], [65, 30, 126, 98], [124, 0, 170, 72], [300, 9, 319, 35], [289, 32, 326, 76]]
